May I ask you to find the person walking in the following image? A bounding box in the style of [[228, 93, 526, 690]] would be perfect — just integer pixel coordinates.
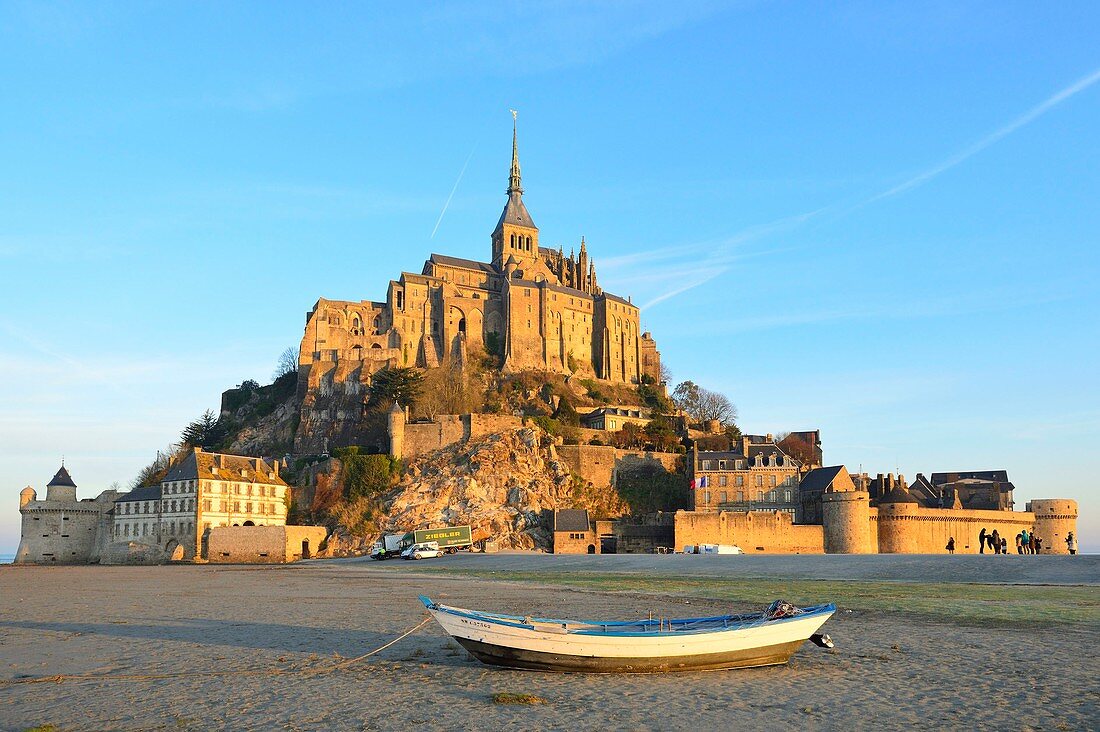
[[1016, 533, 1024, 554], [1028, 532, 1037, 555], [1066, 532, 1078, 555], [991, 529, 1001, 554], [1021, 528, 1030, 554], [1034, 536, 1042, 554], [946, 537, 955, 554], [979, 527, 987, 554], [1001, 537, 1008, 554]]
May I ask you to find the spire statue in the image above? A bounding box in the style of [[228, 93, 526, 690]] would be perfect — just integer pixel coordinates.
[[508, 109, 522, 194]]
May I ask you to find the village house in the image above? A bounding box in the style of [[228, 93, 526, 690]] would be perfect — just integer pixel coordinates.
[[552, 508, 599, 554], [112, 447, 290, 561], [578, 405, 651, 432], [689, 434, 805, 514]]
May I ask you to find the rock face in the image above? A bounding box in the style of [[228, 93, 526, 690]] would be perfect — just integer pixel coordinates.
[[379, 426, 627, 551]]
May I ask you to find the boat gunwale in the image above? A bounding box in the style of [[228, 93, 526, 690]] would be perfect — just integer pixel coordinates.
[[418, 595, 836, 638]]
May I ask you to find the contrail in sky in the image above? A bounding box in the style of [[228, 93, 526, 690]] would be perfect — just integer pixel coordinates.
[[860, 65, 1100, 205], [641, 66, 1100, 310], [431, 143, 478, 239]]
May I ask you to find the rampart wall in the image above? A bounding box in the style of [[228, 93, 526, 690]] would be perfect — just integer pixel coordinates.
[[207, 525, 329, 563], [674, 510, 824, 554]]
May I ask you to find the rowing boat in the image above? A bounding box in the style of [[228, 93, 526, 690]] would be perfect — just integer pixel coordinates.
[[419, 595, 835, 673]]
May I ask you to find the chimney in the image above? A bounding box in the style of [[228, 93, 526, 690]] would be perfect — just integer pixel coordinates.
[[766, 433, 773, 443]]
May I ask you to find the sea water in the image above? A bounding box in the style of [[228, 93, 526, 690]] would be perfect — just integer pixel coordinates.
[[0, 554, 15, 565]]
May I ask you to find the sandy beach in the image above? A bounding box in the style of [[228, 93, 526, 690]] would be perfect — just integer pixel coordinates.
[[1, 554, 1097, 731]]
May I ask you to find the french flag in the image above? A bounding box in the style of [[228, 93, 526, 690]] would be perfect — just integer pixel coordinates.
[[693, 476, 709, 489]]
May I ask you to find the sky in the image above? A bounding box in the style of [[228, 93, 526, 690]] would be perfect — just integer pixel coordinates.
[[2, 1, 1098, 554]]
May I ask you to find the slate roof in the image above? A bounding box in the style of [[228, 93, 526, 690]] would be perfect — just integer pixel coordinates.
[[493, 192, 537, 233], [553, 509, 591, 533], [696, 446, 797, 469], [47, 465, 77, 488], [798, 466, 845, 494], [116, 484, 162, 503], [162, 448, 288, 487], [428, 253, 497, 274]]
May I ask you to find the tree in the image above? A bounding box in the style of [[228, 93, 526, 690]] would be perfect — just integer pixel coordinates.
[[180, 409, 224, 449], [367, 366, 424, 409], [671, 380, 738, 424], [659, 362, 673, 385], [273, 346, 298, 380]]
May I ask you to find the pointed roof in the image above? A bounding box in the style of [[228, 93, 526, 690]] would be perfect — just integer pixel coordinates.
[[494, 112, 537, 234], [47, 465, 76, 488]]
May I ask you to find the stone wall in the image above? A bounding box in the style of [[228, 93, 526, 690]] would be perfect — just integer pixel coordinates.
[[555, 444, 682, 490], [400, 414, 525, 458], [553, 528, 600, 554], [871, 502, 1077, 554], [207, 525, 329, 563], [674, 510, 825, 554]]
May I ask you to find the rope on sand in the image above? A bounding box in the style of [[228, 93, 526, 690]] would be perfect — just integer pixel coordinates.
[[0, 616, 435, 687]]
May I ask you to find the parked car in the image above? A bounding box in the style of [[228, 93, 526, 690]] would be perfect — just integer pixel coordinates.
[[403, 541, 442, 560], [681, 544, 745, 555]]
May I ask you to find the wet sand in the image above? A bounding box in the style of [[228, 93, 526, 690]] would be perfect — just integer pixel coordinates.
[[1, 556, 1097, 731]]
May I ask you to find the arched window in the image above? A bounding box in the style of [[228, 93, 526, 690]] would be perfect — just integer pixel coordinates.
[[510, 234, 515, 248]]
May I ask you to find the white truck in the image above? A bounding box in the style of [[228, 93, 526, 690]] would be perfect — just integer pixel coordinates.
[[682, 544, 744, 555], [370, 533, 409, 560]]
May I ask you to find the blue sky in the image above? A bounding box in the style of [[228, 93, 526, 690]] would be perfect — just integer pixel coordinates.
[[2, 1, 1098, 554]]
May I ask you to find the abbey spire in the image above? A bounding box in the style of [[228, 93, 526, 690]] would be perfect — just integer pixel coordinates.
[[508, 109, 523, 194], [492, 110, 538, 268]]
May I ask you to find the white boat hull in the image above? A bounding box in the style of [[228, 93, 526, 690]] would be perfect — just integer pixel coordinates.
[[424, 600, 834, 673]]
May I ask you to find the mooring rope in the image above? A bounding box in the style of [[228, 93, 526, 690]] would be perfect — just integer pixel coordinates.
[[0, 616, 434, 687]]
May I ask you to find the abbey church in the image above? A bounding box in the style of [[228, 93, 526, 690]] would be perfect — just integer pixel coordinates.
[[296, 119, 661, 400]]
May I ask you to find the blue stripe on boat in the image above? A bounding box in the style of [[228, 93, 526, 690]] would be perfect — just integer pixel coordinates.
[[419, 595, 836, 637]]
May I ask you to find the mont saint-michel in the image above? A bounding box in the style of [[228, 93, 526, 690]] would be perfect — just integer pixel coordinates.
[[294, 118, 660, 454], [3, 6, 1098, 727]]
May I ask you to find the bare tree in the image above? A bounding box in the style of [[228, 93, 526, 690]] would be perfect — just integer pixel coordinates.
[[659, 362, 673, 385], [672, 380, 738, 424], [273, 346, 299, 380]]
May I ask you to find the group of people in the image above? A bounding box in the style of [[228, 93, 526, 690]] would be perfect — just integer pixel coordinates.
[[970, 528, 1080, 554]]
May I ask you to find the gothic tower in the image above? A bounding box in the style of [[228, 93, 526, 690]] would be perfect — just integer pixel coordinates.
[[491, 112, 539, 270]]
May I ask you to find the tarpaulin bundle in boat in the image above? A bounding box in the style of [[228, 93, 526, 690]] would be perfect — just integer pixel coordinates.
[[765, 600, 801, 620]]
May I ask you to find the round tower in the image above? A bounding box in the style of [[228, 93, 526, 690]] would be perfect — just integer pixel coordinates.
[[44, 464, 78, 502], [876, 485, 921, 553], [1028, 499, 1078, 555], [387, 400, 406, 459], [19, 486, 36, 509], [822, 487, 873, 554]]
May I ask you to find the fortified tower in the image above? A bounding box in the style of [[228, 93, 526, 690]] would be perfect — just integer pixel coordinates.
[[15, 464, 118, 564], [821, 470, 873, 554], [387, 401, 406, 459], [1027, 499, 1078, 554], [874, 475, 920, 554]]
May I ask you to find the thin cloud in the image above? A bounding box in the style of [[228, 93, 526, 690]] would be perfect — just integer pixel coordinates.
[[639, 67, 1100, 310], [431, 142, 479, 239], [860, 66, 1100, 206]]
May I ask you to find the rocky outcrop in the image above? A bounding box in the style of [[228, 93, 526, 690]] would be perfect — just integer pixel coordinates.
[[379, 426, 628, 551]]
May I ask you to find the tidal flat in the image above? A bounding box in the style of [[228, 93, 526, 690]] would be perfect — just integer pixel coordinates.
[[1, 555, 1097, 731]]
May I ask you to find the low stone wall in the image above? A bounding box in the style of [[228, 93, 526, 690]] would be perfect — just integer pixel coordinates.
[[555, 444, 682, 489], [674, 510, 825, 554], [402, 414, 525, 458], [207, 526, 329, 564]]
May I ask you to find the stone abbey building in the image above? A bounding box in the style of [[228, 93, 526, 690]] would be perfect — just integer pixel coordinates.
[[296, 119, 662, 407]]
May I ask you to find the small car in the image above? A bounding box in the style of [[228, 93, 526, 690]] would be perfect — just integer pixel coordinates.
[[403, 541, 442, 560]]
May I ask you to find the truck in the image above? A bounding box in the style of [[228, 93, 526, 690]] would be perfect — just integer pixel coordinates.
[[370, 533, 409, 560], [371, 525, 474, 560], [401, 525, 473, 554]]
